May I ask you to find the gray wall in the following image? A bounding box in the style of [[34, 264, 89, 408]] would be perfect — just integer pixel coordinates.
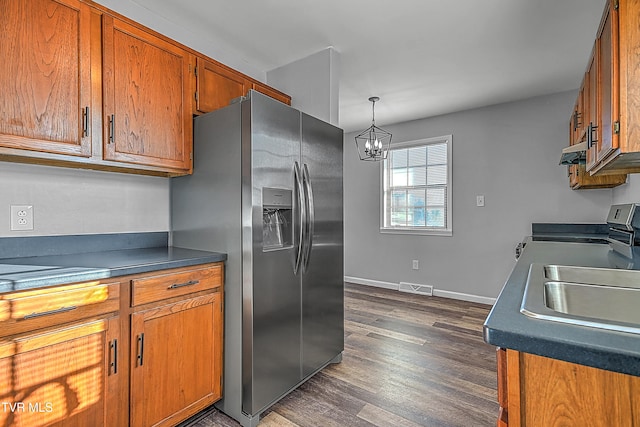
[[0, 163, 169, 237], [344, 90, 615, 300], [267, 47, 340, 126], [96, 0, 264, 81], [614, 174, 640, 203]]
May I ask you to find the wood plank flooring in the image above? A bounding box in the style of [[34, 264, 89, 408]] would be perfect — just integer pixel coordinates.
[[183, 283, 498, 427]]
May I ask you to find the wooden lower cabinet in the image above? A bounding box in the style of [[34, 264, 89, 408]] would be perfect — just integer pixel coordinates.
[[0, 262, 224, 427], [497, 348, 640, 426], [130, 292, 223, 427], [0, 315, 122, 427]]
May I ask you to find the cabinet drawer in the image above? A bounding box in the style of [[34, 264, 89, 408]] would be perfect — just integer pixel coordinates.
[[0, 280, 120, 337], [131, 265, 222, 306]]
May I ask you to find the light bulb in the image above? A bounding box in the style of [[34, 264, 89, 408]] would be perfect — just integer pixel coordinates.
[[365, 140, 371, 149]]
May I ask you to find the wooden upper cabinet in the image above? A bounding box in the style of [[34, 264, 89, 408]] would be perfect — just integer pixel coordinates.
[[0, 0, 92, 157], [193, 56, 291, 115], [102, 15, 192, 172], [586, 48, 599, 171], [194, 57, 249, 114], [252, 82, 292, 105], [596, 1, 618, 164], [584, 0, 640, 174]]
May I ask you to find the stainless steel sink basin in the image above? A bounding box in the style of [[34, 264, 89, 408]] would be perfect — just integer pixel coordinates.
[[521, 264, 640, 334]]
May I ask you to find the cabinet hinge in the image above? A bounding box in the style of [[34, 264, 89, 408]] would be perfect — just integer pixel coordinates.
[[614, 121, 620, 134], [614, 0, 619, 10]]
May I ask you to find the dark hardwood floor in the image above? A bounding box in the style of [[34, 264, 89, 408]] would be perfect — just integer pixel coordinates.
[[185, 283, 498, 427]]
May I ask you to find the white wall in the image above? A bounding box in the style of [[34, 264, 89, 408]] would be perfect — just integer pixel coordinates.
[[267, 47, 340, 126], [0, 163, 169, 237], [344, 90, 614, 300]]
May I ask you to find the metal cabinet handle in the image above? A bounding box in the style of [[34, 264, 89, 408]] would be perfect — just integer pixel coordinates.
[[167, 280, 199, 289], [23, 305, 77, 319], [573, 111, 581, 131], [108, 114, 115, 144], [587, 122, 598, 149], [109, 339, 118, 375], [82, 106, 89, 137], [136, 333, 145, 367]]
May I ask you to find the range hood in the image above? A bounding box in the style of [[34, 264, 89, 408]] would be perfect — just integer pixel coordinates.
[[559, 141, 587, 165]]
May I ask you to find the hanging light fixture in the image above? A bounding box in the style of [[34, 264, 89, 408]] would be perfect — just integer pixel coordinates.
[[354, 96, 392, 161]]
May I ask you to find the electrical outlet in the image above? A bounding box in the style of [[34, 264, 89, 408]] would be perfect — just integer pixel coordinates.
[[412, 259, 419, 270], [11, 205, 33, 231], [476, 195, 485, 207]]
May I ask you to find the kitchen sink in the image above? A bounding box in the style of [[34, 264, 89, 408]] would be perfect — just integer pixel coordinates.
[[521, 264, 640, 334]]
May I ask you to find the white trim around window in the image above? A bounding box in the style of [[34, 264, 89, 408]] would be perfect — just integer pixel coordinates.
[[379, 135, 452, 236]]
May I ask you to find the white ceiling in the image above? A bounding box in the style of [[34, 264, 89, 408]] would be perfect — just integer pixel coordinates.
[[131, 0, 606, 132]]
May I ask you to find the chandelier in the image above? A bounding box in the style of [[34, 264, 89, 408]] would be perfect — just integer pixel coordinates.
[[354, 96, 392, 161]]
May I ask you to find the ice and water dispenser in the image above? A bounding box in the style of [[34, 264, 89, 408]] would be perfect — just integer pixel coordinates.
[[262, 187, 293, 251]]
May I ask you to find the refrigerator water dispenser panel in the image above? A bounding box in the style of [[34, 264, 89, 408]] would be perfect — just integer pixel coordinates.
[[262, 187, 293, 251]]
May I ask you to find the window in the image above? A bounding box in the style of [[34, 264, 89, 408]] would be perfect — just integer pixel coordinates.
[[381, 135, 452, 235]]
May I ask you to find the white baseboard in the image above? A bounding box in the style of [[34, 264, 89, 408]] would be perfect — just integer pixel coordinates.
[[344, 276, 397, 290], [344, 276, 496, 305]]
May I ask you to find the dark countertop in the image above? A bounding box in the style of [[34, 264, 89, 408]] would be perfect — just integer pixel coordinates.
[[0, 233, 226, 293], [484, 237, 640, 377]]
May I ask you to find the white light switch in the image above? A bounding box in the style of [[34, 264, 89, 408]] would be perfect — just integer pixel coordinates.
[[476, 195, 485, 207]]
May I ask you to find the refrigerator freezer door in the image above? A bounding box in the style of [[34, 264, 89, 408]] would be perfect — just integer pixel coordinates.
[[300, 113, 345, 377], [243, 93, 303, 415]]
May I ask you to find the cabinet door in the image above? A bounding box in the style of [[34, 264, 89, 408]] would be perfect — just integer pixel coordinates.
[[0, 0, 92, 157], [0, 316, 121, 427], [496, 348, 508, 427], [130, 293, 222, 427], [194, 57, 249, 114], [508, 350, 640, 427], [103, 16, 192, 171], [596, 0, 619, 163], [586, 49, 599, 171]]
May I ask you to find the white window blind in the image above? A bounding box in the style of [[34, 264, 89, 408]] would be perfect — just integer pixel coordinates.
[[381, 135, 452, 236]]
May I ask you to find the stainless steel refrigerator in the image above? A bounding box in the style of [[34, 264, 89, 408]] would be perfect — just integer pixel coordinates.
[[171, 90, 344, 427]]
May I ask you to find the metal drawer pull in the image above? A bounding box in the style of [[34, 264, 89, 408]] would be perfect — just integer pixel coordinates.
[[23, 305, 77, 319], [137, 333, 145, 367], [110, 339, 118, 375], [167, 280, 199, 290]]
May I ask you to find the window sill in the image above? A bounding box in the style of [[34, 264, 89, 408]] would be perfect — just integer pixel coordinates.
[[380, 228, 453, 237]]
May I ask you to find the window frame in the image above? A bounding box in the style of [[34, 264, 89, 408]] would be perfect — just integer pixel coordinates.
[[379, 134, 453, 236]]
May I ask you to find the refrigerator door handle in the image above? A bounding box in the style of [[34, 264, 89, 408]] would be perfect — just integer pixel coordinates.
[[293, 161, 305, 275], [302, 163, 315, 273]]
